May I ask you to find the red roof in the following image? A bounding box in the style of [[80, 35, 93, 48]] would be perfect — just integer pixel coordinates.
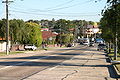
[[42, 31, 58, 40], [0, 38, 5, 40], [69, 28, 75, 31]]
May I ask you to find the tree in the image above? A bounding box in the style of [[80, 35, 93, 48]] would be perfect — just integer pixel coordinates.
[[9, 19, 26, 44], [56, 33, 74, 45], [107, 0, 120, 4], [25, 22, 42, 47], [27, 20, 40, 25], [0, 19, 6, 40], [100, 2, 120, 59]]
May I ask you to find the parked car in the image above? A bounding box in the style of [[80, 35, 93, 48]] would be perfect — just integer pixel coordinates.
[[83, 38, 90, 46], [95, 38, 104, 44], [89, 42, 94, 47], [97, 43, 106, 51], [24, 44, 37, 50], [83, 42, 90, 46], [67, 43, 72, 47]]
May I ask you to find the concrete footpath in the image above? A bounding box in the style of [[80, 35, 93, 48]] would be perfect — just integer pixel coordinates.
[[23, 47, 119, 80]]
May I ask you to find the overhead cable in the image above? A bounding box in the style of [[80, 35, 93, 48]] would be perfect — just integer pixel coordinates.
[[10, 10, 100, 17]]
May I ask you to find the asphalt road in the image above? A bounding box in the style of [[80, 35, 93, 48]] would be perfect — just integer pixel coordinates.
[[0, 44, 119, 80]]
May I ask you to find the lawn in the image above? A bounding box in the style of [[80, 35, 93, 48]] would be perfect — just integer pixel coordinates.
[[0, 51, 25, 56]]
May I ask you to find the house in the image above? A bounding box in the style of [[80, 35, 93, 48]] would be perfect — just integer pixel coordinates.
[[42, 31, 58, 40], [41, 28, 58, 41], [41, 29, 58, 47], [0, 40, 11, 52], [41, 28, 49, 31], [0, 41, 6, 52], [85, 23, 100, 38]]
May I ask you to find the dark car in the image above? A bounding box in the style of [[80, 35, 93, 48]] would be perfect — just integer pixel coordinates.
[[89, 42, 94, 47], [67, 43, 72, 47], [97, 44, 107, 51]]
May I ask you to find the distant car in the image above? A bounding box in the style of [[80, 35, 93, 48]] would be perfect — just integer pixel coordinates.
[[83, 41, 90, 46], [24, 44, 37, 50], [72, 43, 75, 47], [97, 44, 106, 51], [67, 43, 72, 47], [95, 38, 104, 43], [89, 42, 94, 47], [79, 42, 83, 45]]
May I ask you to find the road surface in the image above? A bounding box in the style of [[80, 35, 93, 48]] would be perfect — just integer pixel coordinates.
[[0, 44, 119, 80]]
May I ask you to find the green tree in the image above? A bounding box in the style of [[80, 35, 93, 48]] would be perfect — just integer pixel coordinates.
[[100, 2, 120, 56], [25, 22, 42, 47], [107, 0, 120, 4], [0, 19, 6, 39], [9, 19, 26, 44]]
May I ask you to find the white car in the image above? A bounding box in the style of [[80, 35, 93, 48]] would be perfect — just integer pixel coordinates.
[[24, 44, 37, 50], [83, 41, 90, 46]]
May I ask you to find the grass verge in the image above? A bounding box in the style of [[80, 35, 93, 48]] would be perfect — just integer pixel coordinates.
[[108, 52, 120, 73], [0, 51, 25, 56]]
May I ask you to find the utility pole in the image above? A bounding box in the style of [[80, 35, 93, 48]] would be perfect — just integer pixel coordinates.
[[2, 0, 13, 55], [60, 25, 62, 47], [114, 4, 118, 60], [114, 33, 118, 60]]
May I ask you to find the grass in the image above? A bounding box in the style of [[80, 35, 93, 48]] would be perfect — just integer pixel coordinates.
[[115, 64, 120, 73], [0, 51, 25, 56], [0, 46, 66, 56], [108, 52, 120, 60]]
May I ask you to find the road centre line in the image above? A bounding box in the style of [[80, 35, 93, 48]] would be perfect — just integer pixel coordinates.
[[48, 65, 59, 71], [48, 47, 89, 71], [48, 54, 75, 71]]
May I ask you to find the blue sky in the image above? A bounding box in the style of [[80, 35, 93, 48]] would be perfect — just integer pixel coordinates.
[[0, 0, 107, 22]]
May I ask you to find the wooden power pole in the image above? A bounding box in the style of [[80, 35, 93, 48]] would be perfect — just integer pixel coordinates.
[[2, 0, 13, 55]]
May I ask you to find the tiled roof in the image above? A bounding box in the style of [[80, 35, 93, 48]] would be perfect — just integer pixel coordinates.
[[42, 31, 58, 40], [0, 38, 5, 40]]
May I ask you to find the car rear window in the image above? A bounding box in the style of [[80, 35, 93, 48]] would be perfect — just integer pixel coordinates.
[[98, 44, 106, 46]]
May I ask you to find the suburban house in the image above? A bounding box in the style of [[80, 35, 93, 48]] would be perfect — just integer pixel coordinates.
[[85, 22, 101, 38], [41, 28, 58, 41], [0, 37, 25, 52], [0, 38, 11, 52], [41, 28, 58, 47]]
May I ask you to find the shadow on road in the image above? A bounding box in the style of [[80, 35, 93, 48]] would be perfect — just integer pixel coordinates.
[[108, 65, 120, 79], [0, 46, 119, 79]]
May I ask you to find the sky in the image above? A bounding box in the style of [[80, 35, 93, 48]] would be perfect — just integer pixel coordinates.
[[0, 0, 107, 22]]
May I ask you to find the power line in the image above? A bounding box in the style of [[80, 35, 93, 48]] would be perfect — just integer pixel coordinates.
[[9, 6, 101, 15], [45, 0, 75, 10], [8, 0, 101, 16], [9, 0, 96, 13], [41, 0, 95, 11], [10, 10, 100, 17]]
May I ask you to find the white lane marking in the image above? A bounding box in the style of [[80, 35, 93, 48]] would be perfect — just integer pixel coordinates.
[[48, 55, 75, 71], [48, 65, 59, 71], [63, 50, 74, 53], [0, 66, 12, 70], [0, 50, 75, 70], [0, 56, 52, 70]]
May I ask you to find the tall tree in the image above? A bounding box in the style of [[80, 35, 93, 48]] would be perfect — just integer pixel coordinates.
[[0, 19, 6, 40], [25, 22, 42, 47]]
